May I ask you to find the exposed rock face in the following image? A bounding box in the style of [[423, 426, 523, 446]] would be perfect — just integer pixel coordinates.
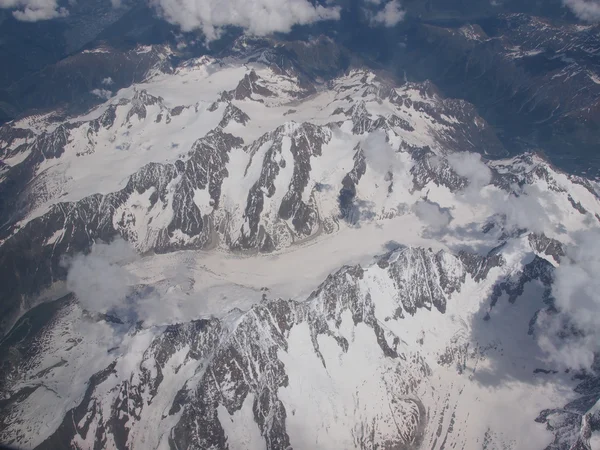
[[536, 373, 600, 450], [235, 123, 331, 250], [0, 126, 35, 159], [339, 145, 366, 221], [232, 70, 275, 100], [385, 247, 466, 315], [410, 147, 468, 192], [529, 232, 565, 263], [219, 103, 250, 129]]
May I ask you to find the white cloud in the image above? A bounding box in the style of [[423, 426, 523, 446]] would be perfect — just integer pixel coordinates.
[[413, 200, 453, 232], [91, 88, 113, 100], [101, 77, 114, 86], [446, 151, 496, 212], [0, 0, 68, 21], [0, 0, 404, 30], [362, 130, 405, 174], [485, 184, 561, 234], [149, 0, 341, 41], [445, 151, 561, 234], [65, 238, 139, 317], [563, 0, 600, 22], [65, 238, 207, 327], [369, 0, 405, 27], [447, 151, 492, 191], [538, 229, 600, 369]]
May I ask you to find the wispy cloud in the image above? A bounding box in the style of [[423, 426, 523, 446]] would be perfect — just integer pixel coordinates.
[[64, 238, 139, 317], [0, 0, 67, 21], [362, 130, 406, 174], [367, 0, 405, 27], [149, 0, 341, 41], [413, 200, 453, 232], [64, 238, 207, 327], [538, 229, 600, 369], [1, 0, 406, 31], [445, 152, 562, 234], [446, 151, 492, 194], [91, 88, 113, 100], [563, 0, 600, 22]]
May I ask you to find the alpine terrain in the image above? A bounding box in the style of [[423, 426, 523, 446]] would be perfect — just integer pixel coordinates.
[[1, 4, 600, 449]]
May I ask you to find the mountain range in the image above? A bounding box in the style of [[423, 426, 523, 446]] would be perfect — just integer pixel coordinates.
[[1, 3, 600, 450]]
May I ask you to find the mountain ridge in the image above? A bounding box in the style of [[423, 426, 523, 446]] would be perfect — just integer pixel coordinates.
[[1, 31, 600, 450]]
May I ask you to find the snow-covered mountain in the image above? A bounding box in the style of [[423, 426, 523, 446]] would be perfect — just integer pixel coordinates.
[[1, 36, 600, 449]]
